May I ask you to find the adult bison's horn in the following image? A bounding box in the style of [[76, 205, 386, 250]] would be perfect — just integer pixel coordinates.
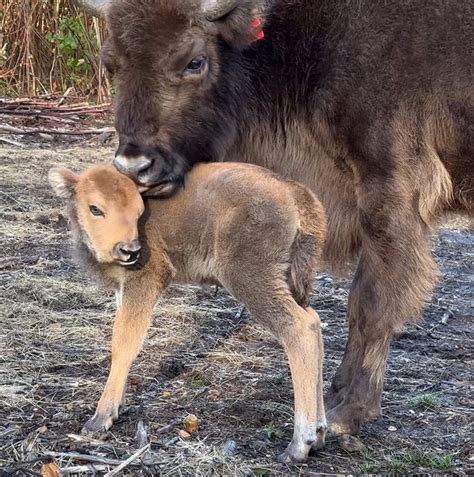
[[74, 0, 110, 17], [202, 0, 240, 21]]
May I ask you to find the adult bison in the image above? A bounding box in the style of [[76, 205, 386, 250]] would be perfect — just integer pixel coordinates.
[[77, 0, 474, 437]]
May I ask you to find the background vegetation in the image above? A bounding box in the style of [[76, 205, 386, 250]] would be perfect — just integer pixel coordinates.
[[1, 0, 108, 101]]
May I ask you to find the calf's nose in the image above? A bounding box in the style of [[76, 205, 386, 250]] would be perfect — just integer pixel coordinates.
[[113, 240, 142, 264]]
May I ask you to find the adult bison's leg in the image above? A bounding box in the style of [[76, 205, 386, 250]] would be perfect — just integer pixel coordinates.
[[326, 170, 440, 435]]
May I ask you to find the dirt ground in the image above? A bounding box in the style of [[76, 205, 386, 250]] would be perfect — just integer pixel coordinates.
[[1, 138, 472, 476]]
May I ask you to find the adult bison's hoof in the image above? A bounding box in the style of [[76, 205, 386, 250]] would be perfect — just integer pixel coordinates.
[[326, 405, 362, 436], [81, 412, 115, 435]]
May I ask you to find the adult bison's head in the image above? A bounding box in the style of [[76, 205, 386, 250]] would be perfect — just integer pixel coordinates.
[[78, 0, 264, 192]]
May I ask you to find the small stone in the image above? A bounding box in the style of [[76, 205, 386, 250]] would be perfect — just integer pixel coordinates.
[[183, 414, 199, 434], [338, 434, 366, 453], [388, 425, 397, 432], [441, 312, 452, 324], [222, 439, 237, 456], [208, 389, 221, 401], [178, 429, 191, 440], [135, 420, 149, 448]]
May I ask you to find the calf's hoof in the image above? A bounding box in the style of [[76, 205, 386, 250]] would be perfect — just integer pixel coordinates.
[[81, 411, 115, 435], [311, 420, 328, 451], [277, 449, 307, 464], [277, 438, 317, 464]]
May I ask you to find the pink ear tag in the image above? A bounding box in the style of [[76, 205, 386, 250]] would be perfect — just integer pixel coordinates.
[[250, 17, 265, 42]]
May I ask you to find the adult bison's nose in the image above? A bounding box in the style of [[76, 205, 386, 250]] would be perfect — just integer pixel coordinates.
[[114, 142, 153, 183]]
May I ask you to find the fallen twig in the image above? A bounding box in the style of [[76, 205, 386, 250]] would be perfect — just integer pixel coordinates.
[[45, 451, 125, 466], [0, 124, 115, 136], [61, 464, 108, 474], [57, 87, 74, 107], [104, 444, 151, 477], [156, 418, 181, 435], [0, 136, 23, 147]]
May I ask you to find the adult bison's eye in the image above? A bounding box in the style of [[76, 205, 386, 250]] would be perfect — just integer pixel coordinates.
[[185, 55, 207, 74], [89, 205, 104, 217]]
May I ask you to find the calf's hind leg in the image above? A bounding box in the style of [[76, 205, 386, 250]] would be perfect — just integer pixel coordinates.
[[271, 302, 325, 462], [231, 279, 325, 463]]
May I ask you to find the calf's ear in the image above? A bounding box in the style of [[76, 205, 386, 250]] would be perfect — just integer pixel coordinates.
[[48, 167, 79, 199]]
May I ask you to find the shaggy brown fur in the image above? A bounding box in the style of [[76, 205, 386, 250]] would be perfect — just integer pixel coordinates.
[[76, 0, 474, 436], [49, 162, 327, 463]]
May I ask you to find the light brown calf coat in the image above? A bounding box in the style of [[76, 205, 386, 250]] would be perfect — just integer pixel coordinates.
[[49, 162, 327, 462]]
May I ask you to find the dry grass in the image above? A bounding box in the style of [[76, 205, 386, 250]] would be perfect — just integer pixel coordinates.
[[1, 0, 107, 100], [1, 139, 472, 475]]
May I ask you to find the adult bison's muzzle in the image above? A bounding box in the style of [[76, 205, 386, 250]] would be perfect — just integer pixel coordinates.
[[114, 142, 187, 196]]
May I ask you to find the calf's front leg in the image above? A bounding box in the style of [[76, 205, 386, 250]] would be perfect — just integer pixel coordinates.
[[82, 284, 158, 434]]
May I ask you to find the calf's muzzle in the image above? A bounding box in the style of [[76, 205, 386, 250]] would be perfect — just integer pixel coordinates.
[[113, 240, 142, 265]]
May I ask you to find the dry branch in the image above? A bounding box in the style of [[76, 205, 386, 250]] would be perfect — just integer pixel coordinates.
[[0, 137, 24, 147], [61, 464, 108, 474], [156, 418, 182, 435], [103, 444, 151, 477], [45, 452, 125, 466], [0, 124, 114, 136]]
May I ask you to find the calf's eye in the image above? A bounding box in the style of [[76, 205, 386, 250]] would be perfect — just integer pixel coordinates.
[[185, 56, 207, 74], [89, 205, 104, 217]]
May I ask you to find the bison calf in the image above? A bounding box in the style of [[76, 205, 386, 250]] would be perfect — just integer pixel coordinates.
[[49, 162, 327, 462]]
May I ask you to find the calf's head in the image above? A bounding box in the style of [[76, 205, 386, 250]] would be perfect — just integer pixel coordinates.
[[49, 164, 145, 266], [78, 0, 264, 191]]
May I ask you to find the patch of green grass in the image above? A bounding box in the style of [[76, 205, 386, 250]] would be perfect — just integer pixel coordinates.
[[251, 467, 273, 476], [188, 372, 211, 389], [429, 453, 456, 470], [384, 450, 456, 472], [262, 422, 284, 440], [386, 456, 410, 473], [358, 447, 380, 473], [411, 393, 440, 411], [0, 79, 17, 97], [270, 374, 287, 385]]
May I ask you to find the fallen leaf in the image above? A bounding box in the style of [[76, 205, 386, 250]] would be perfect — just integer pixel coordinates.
[[41, 462, 60, 477], [178, 429, 191, 440]]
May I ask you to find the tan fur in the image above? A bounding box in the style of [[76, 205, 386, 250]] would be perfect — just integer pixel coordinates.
[[237, 115, 359, 273], [50, 162, 327, 462]]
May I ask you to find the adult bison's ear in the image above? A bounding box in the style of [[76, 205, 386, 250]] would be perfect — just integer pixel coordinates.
[[73, 0, 110, 17], [101, 39, 119, 76], [48, 168, 79, 199], [203, 0, 265, 49]]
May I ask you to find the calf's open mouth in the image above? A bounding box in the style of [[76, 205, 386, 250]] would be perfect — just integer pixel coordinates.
[[117, 255, 139, 267]]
